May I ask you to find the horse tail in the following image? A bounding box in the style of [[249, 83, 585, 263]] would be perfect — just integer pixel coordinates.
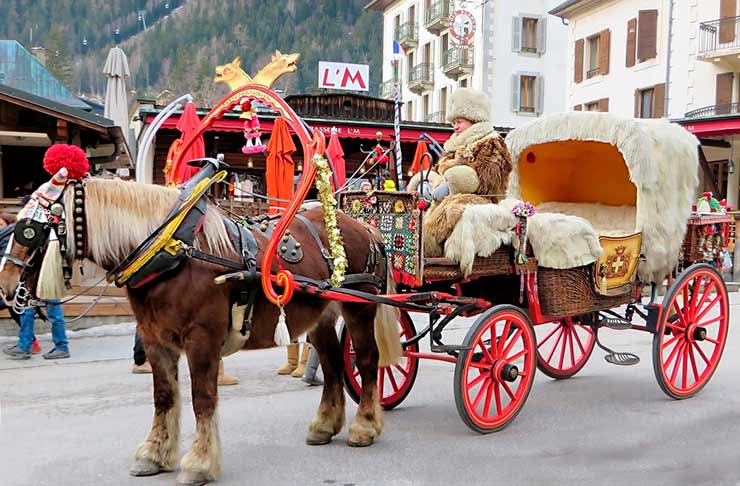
[[374, 246, 403, 368]]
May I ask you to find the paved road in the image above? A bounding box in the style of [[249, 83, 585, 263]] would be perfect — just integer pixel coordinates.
[[2, 295, 740, 486]]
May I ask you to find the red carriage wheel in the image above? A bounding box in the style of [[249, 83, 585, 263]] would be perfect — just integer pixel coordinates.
[[536, 317, 595, 379], [454, 305, 537, 434], [341, 310, 419, 410], [652, 264, 729, 399]]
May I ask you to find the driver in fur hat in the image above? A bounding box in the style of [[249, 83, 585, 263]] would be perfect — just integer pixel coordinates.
[[414, 88, 513, 256]]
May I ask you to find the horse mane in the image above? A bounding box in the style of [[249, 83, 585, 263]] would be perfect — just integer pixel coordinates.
[[64, 178, 234, 266]]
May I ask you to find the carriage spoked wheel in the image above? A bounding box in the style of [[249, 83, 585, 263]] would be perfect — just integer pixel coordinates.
[[454, 305, 537, 434], [652, 263, 729, 400], [535, 317, 596, 379], [341, 310, 419, 410]]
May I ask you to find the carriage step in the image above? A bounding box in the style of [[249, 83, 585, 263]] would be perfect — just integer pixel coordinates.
[[599, 317, 632, 330], [431, 344, 469, 353], [604, 352, 640, 366]]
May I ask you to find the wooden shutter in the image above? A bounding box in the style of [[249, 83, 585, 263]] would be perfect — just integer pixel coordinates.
[[634, 89, 641, 117], [720, 0, 737, 44], [574, 104, 583, 111], [653, 83, 666, 118], [574, 38, 584, 83], [598, 98, 609, 112], [599, 29, 610, 75], [512, 16, 522, 52], [626, 18, 637, 67], [637, 10, 658, 61], [535, 75, 544, 114], [512, 74, 521, 111], [537, 17, 547, 54], [716, 72, 734, 114]]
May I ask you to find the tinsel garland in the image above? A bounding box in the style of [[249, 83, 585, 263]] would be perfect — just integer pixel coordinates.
[[312, 154, 348, 287]]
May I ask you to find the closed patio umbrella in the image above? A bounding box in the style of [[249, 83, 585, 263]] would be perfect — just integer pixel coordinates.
[[165, 102, 204, 185], [410, 140, 430, 175], [327, 127, 346, 190], [265, 118, 296, 215], [103, 46, 131, 144]]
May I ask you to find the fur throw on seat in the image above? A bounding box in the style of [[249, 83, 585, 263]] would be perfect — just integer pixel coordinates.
[[444, 198, 603, 276]]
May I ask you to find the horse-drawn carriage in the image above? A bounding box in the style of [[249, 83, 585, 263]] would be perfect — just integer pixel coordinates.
[[0, 73, 728, 483], [338, 111, 729, 433]]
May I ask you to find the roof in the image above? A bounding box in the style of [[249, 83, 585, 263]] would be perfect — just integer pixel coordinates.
[[0, 40, 89, 110], [0, 83, 131, 167], [364, 0, 398, 11], [549, 0, 610, 18], [0, 83, 115, 132]]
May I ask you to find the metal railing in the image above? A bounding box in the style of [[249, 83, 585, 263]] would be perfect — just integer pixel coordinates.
[[442, 47, 473, 70], [685, 103, 740, 118], [396, 21, 418, 46], [425, 0, 451, 29], [379, 79, 396, 99], [699, 15, 740, 56], [409, 63, 434, 85], [425, 111, 446, 123]]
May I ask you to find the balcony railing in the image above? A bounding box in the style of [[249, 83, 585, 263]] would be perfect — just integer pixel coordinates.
[[425, 111, 446, 123], [379, 79, 396, 99], [396, 21, 418, 49], [699, 15, 740, 57], [408, 63, 434, 93], [685, 103, 740, 119], [425, 0, 451, 33], [442, 47, 473, 79]]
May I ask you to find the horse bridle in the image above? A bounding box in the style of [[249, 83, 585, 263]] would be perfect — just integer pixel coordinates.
[[1, 179, 88, 307]]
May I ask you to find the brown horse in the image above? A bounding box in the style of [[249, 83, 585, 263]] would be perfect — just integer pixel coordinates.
[[0, 176, 402, 486]]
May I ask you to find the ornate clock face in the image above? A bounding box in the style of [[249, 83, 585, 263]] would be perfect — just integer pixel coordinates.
[[450, 9, 476, 45]]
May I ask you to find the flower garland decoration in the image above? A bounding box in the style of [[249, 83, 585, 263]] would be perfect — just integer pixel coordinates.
[[512, 202, 537, 265], [312, 153, 348, 286]]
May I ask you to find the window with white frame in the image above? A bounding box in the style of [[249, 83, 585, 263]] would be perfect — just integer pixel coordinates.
[[511, 73, 544, 114], [512, 15, 546, 54]]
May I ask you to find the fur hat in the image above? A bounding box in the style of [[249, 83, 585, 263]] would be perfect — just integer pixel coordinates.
[[447, 88, 491, 124]]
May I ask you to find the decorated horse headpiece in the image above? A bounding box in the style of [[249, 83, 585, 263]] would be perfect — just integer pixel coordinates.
[[7, 144, 90, 303]]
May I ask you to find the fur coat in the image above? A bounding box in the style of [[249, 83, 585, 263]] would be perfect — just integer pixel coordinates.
[[423, 122, 513, 256]]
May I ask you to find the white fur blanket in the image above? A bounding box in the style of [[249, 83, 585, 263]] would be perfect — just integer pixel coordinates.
[[445, 198, 603, 276]]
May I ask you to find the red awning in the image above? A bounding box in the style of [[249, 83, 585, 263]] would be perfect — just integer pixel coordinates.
[[679, 117, 740, 138], [143, 114, 451, 144]]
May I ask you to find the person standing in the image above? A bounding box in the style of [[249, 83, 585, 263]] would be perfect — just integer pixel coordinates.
[[3, 300, 70, 360]]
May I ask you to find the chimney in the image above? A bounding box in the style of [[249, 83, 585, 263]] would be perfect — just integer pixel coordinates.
[[31, 46, 47, 66]]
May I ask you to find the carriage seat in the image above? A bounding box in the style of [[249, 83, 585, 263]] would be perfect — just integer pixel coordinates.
[[535, 201, 636, 237]]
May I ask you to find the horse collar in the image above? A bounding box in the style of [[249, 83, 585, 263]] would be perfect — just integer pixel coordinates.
[[71, 181, 88, 260]]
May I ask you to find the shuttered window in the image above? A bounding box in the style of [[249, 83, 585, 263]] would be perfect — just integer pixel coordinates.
[[637, 10, 658, 62], [716, 72, 734, 115], [626, 18, 637, 67], [598, 98, 609, 112], [634, 84, 665, 118], [574, 104, 583, 111], [720, 0, 737, 44], [512, 73, 544, 114], [574, 38, 584, 83], [513, 16, 547, 54]]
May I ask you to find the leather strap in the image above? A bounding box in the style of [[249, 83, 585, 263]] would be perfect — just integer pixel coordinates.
[[295, 213, 334, 272]]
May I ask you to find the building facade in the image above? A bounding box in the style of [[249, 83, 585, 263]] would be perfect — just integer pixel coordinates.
[[367, 0, 568, 128]]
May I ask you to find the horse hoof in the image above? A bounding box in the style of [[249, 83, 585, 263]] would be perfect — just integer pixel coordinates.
[[306, 430, 333, 445], [129, 458, 161, 477], [347, 436, 375, 447], [176, 470, 213, 486]]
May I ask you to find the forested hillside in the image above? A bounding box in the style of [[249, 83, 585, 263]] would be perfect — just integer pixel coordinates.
[[0, 0, 382, 105]]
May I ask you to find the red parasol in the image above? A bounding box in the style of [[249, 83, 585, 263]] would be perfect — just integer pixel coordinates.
[[410, 141, 430, 175], [166, 102, 205, 185], [327, 128, 346, 190], [265, 118, 296, 215]]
